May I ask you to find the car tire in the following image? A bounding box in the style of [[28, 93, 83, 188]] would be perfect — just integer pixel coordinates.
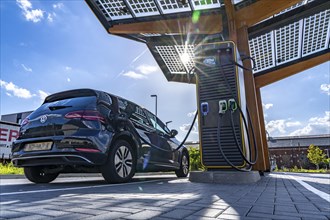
[[175, 151, 189, 178], [101, 140, 136, 183], [24, 167, 59, 183]]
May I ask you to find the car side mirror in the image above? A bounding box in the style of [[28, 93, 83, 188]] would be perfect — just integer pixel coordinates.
[[170, 129, 178, 138]]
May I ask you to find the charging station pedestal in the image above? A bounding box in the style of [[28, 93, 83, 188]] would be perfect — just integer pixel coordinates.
[[189, 41, 260, 184]]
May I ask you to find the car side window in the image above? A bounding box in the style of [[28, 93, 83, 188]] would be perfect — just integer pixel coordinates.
[[145, 110, 170, 135], [123, 101, 151, 129]]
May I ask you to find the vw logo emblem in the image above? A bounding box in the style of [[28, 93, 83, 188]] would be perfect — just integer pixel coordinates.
[[40, 115, 47, 123]]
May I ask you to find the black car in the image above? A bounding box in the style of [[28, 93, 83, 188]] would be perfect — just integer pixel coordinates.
[[12, 89, 189, 183]]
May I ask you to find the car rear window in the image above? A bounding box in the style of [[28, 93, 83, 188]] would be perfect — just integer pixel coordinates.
[[35, 96, 97, 113]]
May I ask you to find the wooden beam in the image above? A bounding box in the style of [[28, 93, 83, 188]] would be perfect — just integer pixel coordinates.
[[224, 0, 237, 43], [255, 52, 330, 88], [237, 26, 268, 172], [236, 0, 302, 28], [109, 14, 223, 34]]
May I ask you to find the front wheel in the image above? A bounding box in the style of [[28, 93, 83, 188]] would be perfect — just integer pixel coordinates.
[[24, 167, 59, 183], [101, 140, 136, 183], [175, 151, 189, 177]]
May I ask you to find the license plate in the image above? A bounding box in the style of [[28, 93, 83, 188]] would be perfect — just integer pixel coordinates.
[[24, 142, 53, 152]]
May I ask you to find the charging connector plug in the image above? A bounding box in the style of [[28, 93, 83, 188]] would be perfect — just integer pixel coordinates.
[[228, 99, 237, 112], [219, 100, 227, 114]]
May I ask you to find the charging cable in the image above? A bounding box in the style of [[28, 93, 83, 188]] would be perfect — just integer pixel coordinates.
[[216, 51, 258, 171]]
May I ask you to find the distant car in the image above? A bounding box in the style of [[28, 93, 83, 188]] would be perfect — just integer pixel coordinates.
[[12, 89, 189, 183]]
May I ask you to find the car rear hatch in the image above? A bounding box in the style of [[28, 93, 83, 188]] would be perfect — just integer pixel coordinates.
[[19, 89, 104, 139]]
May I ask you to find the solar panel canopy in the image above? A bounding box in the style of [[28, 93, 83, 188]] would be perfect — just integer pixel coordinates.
[[86, 0, 330, 83]]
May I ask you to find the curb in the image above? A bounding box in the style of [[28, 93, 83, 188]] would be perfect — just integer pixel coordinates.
[[0, 172, 175, 180]]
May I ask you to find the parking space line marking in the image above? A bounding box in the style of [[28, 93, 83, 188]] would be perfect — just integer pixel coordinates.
[[291, 176, 330, 203], [0, 179, 168, 196]]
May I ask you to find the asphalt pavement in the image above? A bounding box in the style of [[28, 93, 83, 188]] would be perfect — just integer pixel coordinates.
[[0, 172, 329, 219]]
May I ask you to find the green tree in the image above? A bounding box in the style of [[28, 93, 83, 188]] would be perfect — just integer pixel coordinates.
[[324, 157, 330, 169], [307, 144, 326, 169]]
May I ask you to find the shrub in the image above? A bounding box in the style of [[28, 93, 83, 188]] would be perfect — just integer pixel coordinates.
[[188, 146, 204, 171], [0, 162, 24, 175]]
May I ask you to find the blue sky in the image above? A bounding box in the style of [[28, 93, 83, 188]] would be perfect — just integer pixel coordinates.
[[0, 0, 329, 141]]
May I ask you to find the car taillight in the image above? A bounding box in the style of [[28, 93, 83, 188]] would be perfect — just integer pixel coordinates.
[[65, 111, 106, 124], [21, 118, 29, 126]]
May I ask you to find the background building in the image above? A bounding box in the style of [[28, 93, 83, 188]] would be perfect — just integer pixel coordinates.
[[268, 134, 330, 169], [1, 111, 33, 124]]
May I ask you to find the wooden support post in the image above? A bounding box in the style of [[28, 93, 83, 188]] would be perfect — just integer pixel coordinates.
[[256, 88, 270, 171], [224, 0, 237, 43], [236, 26, 269, 171], [225, 0, 268, 171]]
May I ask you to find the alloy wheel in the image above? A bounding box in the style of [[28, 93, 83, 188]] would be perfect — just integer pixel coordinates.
[[182, 155, 189, 175], [114, 145, 133, 178]]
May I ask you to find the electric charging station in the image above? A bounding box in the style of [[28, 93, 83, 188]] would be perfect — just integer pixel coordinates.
[[195, 41, 250, 169], [84, 0, 329, 180]]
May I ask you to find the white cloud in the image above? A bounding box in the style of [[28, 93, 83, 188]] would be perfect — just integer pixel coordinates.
[[123, 71, 147, 80], [180, 124, 197, 133], [136, 65, 158, 75], [320, 84, 330, 95], [121, 64, 158, 79], [16, 0, 44, 23], [187, 111, 197, 117], [52, 3, 64, 10], [290, 112, 330, 136], [265, 119, 286, 134], [38, 90, 49, 101], [0, 80, 34, 99], [67, 78, 71, 82], [47, 13, 56, 22], [21, 64, 32, 72], [65, 66, 72, 71], [286, 121, 301, 127], [262, 103, 273, 110]]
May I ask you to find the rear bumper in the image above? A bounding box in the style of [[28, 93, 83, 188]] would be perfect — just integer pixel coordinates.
[[12, 154, 95, 167], [12, 134, 112, 167]]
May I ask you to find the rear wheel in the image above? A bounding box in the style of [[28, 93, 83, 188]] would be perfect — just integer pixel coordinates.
[[101, 140, 136, 183], [24, 167, 59, 183], [175, 151, 189, 177]]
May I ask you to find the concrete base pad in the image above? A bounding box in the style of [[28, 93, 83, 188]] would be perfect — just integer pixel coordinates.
[[189, 171, 261, 184]]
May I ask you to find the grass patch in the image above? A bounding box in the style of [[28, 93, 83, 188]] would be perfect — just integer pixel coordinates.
[[0, 163, 24, 175], [274, 166, 330, 173]]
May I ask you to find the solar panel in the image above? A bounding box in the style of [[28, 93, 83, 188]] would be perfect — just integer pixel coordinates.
[[127, 0, 160, 17], [87, 0, 330, 80], [275, 21, 303, 65], [175, 44, 195, 72], [156, 0, 191, 14], [275, 0, 307, 16], [140, 33, 162, 37], [249, 32, 275, 73], [156, 46, 186, 74], [95, 0, 132, 20], [190, 0, 222, 10], [302, 9, 330, 57]]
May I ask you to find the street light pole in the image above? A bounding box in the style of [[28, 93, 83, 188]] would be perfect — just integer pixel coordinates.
[[150, 94, 157, 118], [150, 95, 158, 131]]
